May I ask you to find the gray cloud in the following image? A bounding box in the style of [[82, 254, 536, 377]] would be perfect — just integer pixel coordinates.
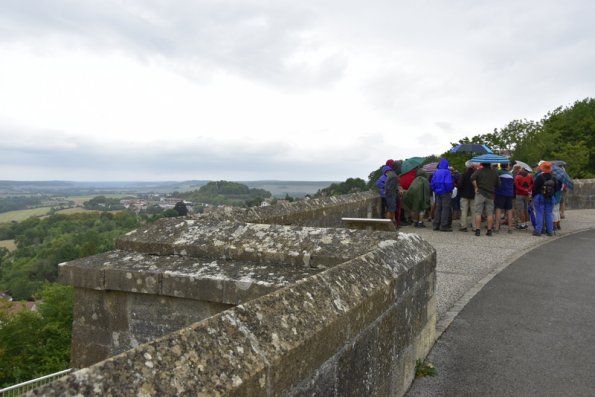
[[0, 126, 372, 181], [0, 0, 348, 88]]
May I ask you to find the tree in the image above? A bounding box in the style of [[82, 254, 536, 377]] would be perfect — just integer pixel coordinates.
[[0, 212, 139, 300], [450, 98, 595, 178], [163, 209, 179, 218], [314, 178, 367, 197], [173, 201, 188, 216], [0, 284, 73, 387], [453, 119, 541, 155]]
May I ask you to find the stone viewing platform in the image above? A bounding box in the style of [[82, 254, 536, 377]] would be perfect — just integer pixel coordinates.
[[26, 179, 595, 396]]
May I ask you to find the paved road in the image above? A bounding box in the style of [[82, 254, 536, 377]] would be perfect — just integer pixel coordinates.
[[406, 228, 595, 396]]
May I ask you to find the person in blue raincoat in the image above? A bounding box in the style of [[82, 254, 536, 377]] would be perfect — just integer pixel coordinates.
[[375, 165, 391, 218], [430, 158, 454, 231]]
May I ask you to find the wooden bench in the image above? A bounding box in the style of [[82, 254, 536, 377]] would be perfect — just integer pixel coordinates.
[[341, 217, 397, 232]]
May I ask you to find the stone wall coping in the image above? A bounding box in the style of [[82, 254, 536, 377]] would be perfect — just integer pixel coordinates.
[[59, 250, 324, 305], [116, 219, 396, 268], [31, 232, 436, 396], [199, 191, 378, 224]]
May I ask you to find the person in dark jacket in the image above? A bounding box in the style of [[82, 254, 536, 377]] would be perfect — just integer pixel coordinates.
[[470, 163, 500, 236], [430, 158, 454, 231], [532, 161, 558, 236], [458, 161, 476, 232], [384, 163, 400, 226], [494, 163, 515, 233]]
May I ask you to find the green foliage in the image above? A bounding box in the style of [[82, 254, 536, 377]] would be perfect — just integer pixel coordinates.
[[539, 98, 595, 178], [314, 178, 368, 197], [0, 284, 73, 387], [163, 209, 179, 217], [439, 152, 468, 173], [415, 359, 438, 378], [182, 181, 272, 207], [455, 119, 541, 155], [0, 212, 140, 300], [450, 98, 595, 178], [83, 196, 125, 211], [0, 196, 50, 214]]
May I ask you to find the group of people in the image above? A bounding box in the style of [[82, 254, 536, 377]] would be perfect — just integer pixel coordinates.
[[376, 158, 567, 237]]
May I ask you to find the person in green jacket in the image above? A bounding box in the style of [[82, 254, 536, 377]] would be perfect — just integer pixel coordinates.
[[403, 169, 431, 228]]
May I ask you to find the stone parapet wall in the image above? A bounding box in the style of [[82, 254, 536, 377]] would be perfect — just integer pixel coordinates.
[[33, 191, 437, 396], [32, 232, 436, 396], [62, 218, 399, 368], [202, 190, 381, 226], [566, 179, 595, 209]]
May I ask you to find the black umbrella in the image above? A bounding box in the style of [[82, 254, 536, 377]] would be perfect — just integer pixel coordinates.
[[450, 143, 494, 154]]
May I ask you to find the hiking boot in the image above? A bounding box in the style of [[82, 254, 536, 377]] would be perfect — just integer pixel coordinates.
[[418, 222, 426, 228], [532, 231, 541, 236], [475, 229, 480, 236], [459, 227, 468, 232], [413, 222, 419, 228], [508, 229, 513, 234], [486, 229, 493, 236], [546, 232, 554, 237], [433, 226, 440, 231], [556, 223, 561, 230], [440, 227, 453, 232]]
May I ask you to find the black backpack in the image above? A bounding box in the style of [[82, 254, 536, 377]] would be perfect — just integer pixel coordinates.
[[542, 177, 556, 198]]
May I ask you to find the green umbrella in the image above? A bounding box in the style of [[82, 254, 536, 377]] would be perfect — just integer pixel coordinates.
[[400, 157, 426, 175]]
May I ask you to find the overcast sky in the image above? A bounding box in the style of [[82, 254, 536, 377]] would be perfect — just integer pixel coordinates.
[[1, 0, 593, 182]]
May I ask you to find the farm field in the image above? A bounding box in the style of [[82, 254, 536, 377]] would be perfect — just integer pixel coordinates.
[[55, 207, 101, 215], [0, 239, 16, 251], [0, 207, 53, 223], [67, 194, 128, 206]]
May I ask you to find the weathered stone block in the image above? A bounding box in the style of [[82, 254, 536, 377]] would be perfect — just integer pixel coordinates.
[[104, 267, 161, 295], [289, 359, 337, 397]]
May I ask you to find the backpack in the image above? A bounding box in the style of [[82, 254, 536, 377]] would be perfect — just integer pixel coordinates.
[[542, 177, 556, 198]]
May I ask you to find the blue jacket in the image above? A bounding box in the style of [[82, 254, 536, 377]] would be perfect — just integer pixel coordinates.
[[430, 158, 454, 195], [495, 170, 514, 197], [375, 166, 391, 198]]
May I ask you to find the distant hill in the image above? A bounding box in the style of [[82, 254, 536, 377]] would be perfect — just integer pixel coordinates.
[[241, 181, 336, 198], [0, 180, 336, 198]]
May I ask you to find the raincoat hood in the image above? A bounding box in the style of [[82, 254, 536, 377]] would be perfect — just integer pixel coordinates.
[[382, 165, 391, 173], [438, 158, 449, 169]]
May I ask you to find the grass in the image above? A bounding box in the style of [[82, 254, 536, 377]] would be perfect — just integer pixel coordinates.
[[415, 359, 438, 378]]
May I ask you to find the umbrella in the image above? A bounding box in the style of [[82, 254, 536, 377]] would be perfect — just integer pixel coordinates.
[[470, 153, 511, 164], [552, 164, 574, 190], [450, 143, 494, 154], [513, 160, 533, 172], [400, 157, 426, 174], [421, 162, 438, 174]]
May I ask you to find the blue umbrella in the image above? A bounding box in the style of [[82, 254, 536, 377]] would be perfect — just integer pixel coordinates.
[[552, 164, 574, 190], [450, 143, 494, 154], [470, 153, 510, 164]]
